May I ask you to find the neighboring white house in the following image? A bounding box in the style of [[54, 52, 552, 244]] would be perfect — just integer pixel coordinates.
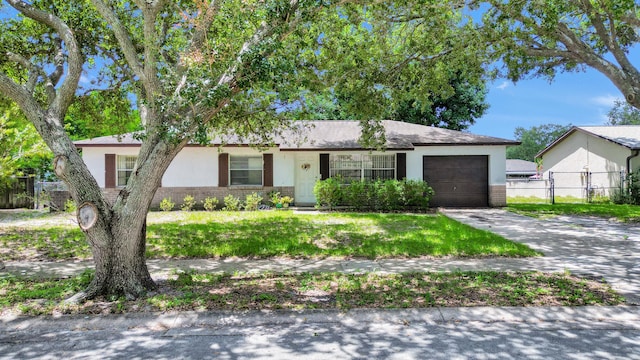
[[506, 159, 547, 199], [74, 120, 518, 208], [506, 159, 538, 179], [536, 126, 640, 199]]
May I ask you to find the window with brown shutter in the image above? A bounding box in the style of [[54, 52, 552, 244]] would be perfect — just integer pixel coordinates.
[[396, 153, 407, 180], [263, 154, 273, 187], [320, 154, 329, 180], [218, 153, 229, 187], [105, 154, 116, 188]]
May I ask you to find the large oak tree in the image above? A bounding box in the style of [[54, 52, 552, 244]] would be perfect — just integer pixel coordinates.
[[478, 0, 640, 109], [0, 0, 483, 301]]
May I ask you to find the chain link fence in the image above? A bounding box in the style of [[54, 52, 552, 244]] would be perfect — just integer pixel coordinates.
[[507, 171, 625, 204]]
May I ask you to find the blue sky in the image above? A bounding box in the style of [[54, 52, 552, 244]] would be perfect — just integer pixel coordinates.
[[470, 68, 624, 140]]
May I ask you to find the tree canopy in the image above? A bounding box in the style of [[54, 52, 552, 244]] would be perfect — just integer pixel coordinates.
[[0, 0, 488, 300], [0, 98, 52, 187], [607, 99, 640, 125], [287, 72, 489, 131], [479, 0, 640, 109], [507, 123, 572, 161]]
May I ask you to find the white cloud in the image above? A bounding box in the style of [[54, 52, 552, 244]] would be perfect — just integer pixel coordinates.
[[79, 74, 91, 86], [496, 81, 510, 90], [591, 94, 621, 107]]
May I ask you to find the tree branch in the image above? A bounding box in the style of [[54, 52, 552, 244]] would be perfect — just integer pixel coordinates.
[[5, 52, 54, 100], [579, 0, 639, 81], [7, 0, 82, 118], [49, 37, 65, 86], [90, 0, 147, 87], [135, 0, 166, 102], [0, 72, 43, 122]]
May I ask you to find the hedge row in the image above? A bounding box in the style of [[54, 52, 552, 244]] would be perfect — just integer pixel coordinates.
[[313, 178, 434, 211]]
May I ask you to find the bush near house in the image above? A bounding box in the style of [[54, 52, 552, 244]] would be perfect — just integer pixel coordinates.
[[314, 178, 434, 211], [613, 169, 640, 205], [202, 196, 219, 211]]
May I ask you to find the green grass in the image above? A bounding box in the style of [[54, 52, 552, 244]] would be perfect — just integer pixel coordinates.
[[0, 211, 540, 261], [507, 203, 640, 222], [0, 270, 623, 315]]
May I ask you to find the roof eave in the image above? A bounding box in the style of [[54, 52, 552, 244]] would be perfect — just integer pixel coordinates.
[[537, 126, 640, 158], [413, 141, 520, 146]]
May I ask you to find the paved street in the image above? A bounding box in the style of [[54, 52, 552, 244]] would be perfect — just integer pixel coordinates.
[[2, 208, 640, 359], [2, 306, 640, 359]]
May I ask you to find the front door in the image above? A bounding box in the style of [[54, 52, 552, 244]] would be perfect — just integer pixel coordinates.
[[295, 154, 319, 205]]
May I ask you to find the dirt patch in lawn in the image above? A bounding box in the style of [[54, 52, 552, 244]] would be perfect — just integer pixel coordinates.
[[1, 271, 624, 317]]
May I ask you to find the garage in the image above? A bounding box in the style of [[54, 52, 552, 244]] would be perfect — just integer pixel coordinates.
[[423, 155, 489, 207]]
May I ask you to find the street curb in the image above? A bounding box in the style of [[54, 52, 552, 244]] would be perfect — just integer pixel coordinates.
[[2, 306, 640, 334]]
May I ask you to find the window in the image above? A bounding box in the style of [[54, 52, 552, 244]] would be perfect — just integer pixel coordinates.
[[330, 154, 395, 181], [230, 155, 263, 186], [117, 155, 137, 187]]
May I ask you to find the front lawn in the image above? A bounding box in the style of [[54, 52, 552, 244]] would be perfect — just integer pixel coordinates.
[[507, 203, 640, 222], [0, 211, 540, 261], [0, 270, 622, 316]]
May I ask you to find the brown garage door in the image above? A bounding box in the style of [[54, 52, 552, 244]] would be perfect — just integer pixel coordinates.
[[423, 155, 488, 207]]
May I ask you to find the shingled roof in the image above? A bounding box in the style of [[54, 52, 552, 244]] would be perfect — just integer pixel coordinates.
[[74, 120, 518, 149], [537, 125, 640, 157]]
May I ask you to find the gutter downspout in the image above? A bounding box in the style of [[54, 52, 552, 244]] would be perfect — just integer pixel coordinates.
[[627, 150, 640, 175]]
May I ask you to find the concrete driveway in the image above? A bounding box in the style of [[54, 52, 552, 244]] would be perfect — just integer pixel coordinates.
[[442, 208, 640, 304]]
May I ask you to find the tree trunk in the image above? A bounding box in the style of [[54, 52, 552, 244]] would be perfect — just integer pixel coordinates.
[[67, 216, 156, 303]]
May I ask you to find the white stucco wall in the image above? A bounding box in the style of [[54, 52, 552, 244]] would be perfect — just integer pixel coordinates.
[[541, 131, 631, 198], [163, 147, 218, 187], [406, 145, 507, 186], [80, 146, 293, 188], [506, 179, 548, 199], [81, 146, 141, 188], [81, 145, 508, 189]]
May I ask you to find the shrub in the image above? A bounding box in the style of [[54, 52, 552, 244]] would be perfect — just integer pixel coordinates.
[[222, 194, 241, 211], [202, 196, 219, 211], [268, 191, 282, 206], [181, 195, 196, 211], [402, 180, 434, 208], [280, 196, 294, 207], [64, 199, 76, 213], [313, 176, 343, 209], [314, 178, 433, 211], [342, 180, 371, 211], [376, 180, 403, 211], [613, 169, 640, 205], [244, 192, 263, 211], [629, 169, 640, 205], [159, 197, 175, 212]]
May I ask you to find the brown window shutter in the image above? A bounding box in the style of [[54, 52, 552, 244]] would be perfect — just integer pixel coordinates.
[[396, 153, 407, 180], [320, 154, 330, 180], [263, 154, 273, 187], [218, 153, 229, 187], [105, 154, 116, 188]]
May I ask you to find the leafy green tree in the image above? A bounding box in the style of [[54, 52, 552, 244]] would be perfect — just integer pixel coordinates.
[[478, 0, 640, 109], [65, 90, 141, 140], [289, 1, 490, 141], [0, 0, 485, 301], [507, 124, 572, 161], [607, 100, 640, 125], [289, 73, 489, 131], [0, 98, 52, 187], [390, 74, 488, 130]]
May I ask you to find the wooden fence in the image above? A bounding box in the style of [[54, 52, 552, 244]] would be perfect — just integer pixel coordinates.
[[0, 177, 35, 209]]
